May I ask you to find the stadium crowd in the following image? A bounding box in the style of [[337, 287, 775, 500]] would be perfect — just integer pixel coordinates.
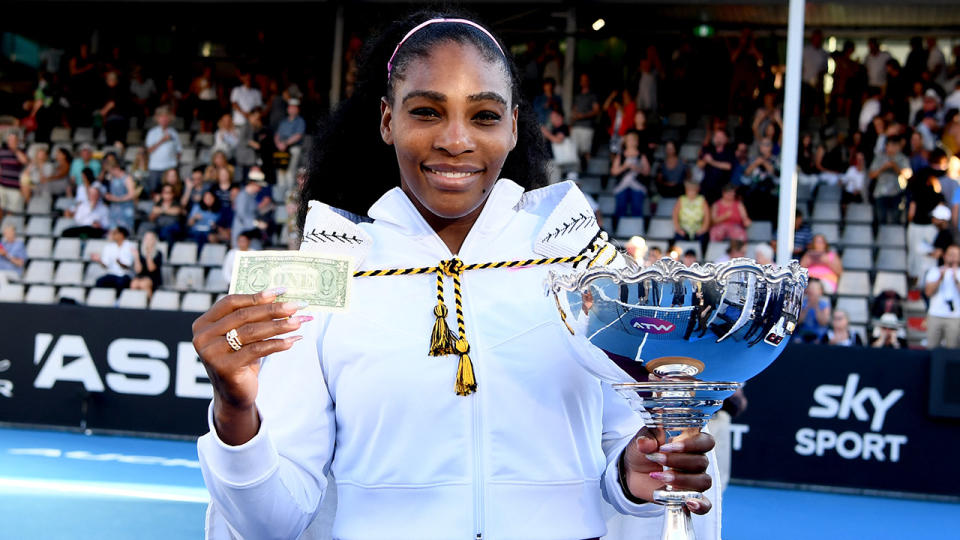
[[1, 30, 959, 349]]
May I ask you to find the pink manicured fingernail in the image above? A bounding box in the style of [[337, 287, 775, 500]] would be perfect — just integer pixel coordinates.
[[268, 287, 287, 296], [287, 335, 303, 343], [293, 315, 314, 324], [685, 499, 702, 512], [649, 471, 675, 482], [645, 453, 667, 464], [660, 442, 684, 452]]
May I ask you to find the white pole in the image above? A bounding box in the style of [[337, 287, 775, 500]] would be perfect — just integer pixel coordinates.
[[776, 0, 805, 266], [329, 3, 345, 109]]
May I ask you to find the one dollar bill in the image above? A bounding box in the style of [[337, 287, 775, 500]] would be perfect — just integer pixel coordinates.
[[229, 251, 353, 312]]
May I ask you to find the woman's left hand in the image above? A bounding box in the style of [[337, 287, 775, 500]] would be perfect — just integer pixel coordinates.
[[622, 428, 715, 514]]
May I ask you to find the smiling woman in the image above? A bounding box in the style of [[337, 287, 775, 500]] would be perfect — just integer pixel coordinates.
[[194, 10, 719, 540]]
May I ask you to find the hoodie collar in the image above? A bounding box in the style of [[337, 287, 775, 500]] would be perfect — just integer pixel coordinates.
[[367, 178, 525, 244]]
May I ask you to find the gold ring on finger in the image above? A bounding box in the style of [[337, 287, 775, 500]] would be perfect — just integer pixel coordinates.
[[226, 328, 243, 351]]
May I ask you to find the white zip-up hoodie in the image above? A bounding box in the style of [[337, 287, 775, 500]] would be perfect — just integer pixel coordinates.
[[198, 179, 719, 540]]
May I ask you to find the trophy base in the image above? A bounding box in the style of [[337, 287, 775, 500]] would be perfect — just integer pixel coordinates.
[[654, 489, 700, 540]]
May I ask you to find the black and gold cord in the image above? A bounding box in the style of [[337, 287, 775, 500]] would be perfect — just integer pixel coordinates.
[[354, 255, 587, 395]]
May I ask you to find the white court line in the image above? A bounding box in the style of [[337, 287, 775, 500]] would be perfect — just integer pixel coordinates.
[[0, 477, 210, 504]]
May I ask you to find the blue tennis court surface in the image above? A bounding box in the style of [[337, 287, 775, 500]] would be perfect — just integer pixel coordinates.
[[0, 427, 956, 539]]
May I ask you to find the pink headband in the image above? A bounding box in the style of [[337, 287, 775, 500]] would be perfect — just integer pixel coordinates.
[[387, 18, 505, 81]]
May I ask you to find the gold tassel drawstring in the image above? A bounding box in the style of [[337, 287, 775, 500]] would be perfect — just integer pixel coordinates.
[[354, 254, 587, 396]]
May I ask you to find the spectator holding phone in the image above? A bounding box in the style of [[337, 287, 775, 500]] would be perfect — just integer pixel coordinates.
[[924, 244, 960, 348]]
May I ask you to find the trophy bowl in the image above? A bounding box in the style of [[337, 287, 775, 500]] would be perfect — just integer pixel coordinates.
[[548, 256, 808, 540]]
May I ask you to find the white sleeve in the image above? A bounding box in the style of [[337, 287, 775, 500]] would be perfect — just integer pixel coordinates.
[[229, 87, 240, 104], [145, 128, 159, 147], [599, 382, 664, 518], [197, 318, 336, 540]]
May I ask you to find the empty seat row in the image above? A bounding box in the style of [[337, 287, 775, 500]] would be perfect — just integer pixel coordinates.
[[1, 283, 217, 312], [836, 270, 908, 298]]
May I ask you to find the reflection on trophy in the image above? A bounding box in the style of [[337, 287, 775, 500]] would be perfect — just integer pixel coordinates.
[[549, 257, 808, 540]]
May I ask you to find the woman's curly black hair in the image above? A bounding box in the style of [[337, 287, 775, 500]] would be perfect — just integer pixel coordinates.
[[298, 9, 549, 230]]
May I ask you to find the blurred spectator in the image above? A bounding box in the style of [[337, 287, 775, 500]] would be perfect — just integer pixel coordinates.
[[74, 167, 103, 205], [63, 185, 109, 238], [714, 239, 746, 263], [222, 230, 255, 280], [274, 98, 306, 192], [0, 130, 28, 218], [212, 167, 237, 244], [103, 155, 136, 231], [635, 46, 662, 113], [69, 143, 101, 192], [145, 106, 182, 196], [698, 129, 735, 203], [924, 244, 960, 348], [91, 226, 135, 292], [871, 313, 907, 349], [130, 147, 149, 189], [187, 189, 222, 247], [129, 230, 162, 299], [943, 111, 960, 159], [830, 41, 862, 119], [864, 38, 893, 90], [751, 91, 782, 144], [907, 82, 927, 129], [796, 279, 831, 343], [231, 70, 263, 127], [601, 89, 634, 156], [129, 66, 157, 122], [793, 209, 813, 258], [541, 109, 575, 171], [729, 29, 763, 116], [149, 183, 184, 242], [945, 80, 960, 115], [213, 114, 239, 161], [742, 138, 779, 221], [801, 234, 843, 294], [884, 60, 910, 124], [190, 66, 220, 133], [19, 144, 53, 202], [903, 36, 928, 84], [682, 249, 698, 266], [570, 74, 600, 164], [841, 151, 867, 210], [908, 129, 928, 173], [0, 224, 26, 280], [673, 179, 710, 252], [624, 236, 647, 263], [236, 108, 270, 185], [797, 132, 819, 184], [646, 245, 663, 266], [632, 110, 658, 160], [655, 140, 686, 198], [533, 78, 562, 127], [821, 309, 864, 346], [204, 150, 235, 183], [95, 71, 129, 145], [814, 127, 846, 187], [610, 131, 650, 230], [729, 142, 751, 187], [46, 147, 72, 197], [801, 29, 828, 117], [922, 205, 956, 275], [859, 86, 883, 133], [709, 184, 751, 243], [907, 166, 946, 278], [155, 168, 184, 203], [231, 176, 268, 246], [181, 166, 207, 210], [754, 242, 774, 265], [870, 136, 909, 224]]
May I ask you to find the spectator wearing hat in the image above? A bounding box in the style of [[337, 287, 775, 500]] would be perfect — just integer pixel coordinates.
[[928, 205, 957, 265], [145, 106, 182, 197], [0, 223, 26, 281], [69, 143, 101, 191], [274, 98, 306, 194], [871, 313, 907, 349], [924, 244, 960, 348]]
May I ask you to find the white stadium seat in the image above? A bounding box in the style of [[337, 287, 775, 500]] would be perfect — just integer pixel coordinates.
[[181, 292, 213, 312], [117, 289, 148, 309], [86, 287, 117, 307], [150, 290, 180, 311], [25, 285, 56, 304]]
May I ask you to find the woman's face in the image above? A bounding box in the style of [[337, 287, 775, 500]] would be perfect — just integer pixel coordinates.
[[811, 234, 827, 251], [380, 41, 517, 222], [203, 191, 216, 206], [832, 311, 848, 331], [161, 185, 175, 201], [164, 170, 178, 184], [213, 152, 227, 167]]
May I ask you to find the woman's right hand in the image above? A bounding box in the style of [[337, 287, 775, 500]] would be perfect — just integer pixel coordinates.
[[191, 288, 310, 445]]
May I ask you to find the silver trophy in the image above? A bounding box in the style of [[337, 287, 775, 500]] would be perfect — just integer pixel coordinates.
[[549, 257, 807, 540]]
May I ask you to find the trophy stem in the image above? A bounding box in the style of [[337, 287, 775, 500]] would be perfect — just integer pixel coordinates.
[[654, 488, 699, 540]]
